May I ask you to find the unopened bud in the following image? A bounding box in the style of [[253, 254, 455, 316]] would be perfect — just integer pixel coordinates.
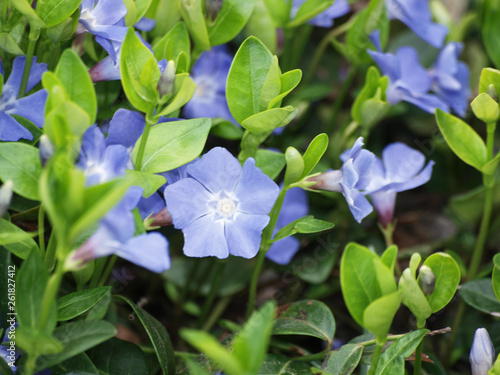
[[471, 93, 500, 123], [0, 180, 13, 218], [487, 84, 498, 102], [39, 135, 54, 166], [418, 265, 435, 295], [470, 328, 495, 375], [157, 60, 176, 98], [206, 0, 223, 20]]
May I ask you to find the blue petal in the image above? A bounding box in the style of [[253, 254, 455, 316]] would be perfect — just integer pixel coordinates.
[[234, 157, 279, 215], [396, 47, 431, 94], [308, 0, 350, 27], [78, 126, 106, 170], [402, 92, 450, 114], [182, 214, 229, 258], [138, 192, 166, 218], [186, 147, 242, 195], [266, 236, 301, 265], [382, 142, 426, 183], [352, 150, 375, 190], [0, 111, 33, 141], [89, 55, 121, 82], [5, 56, 47, 96], [226, 212, 269, 258], [165, 177, 213, 228], [340, 187, 373, 223], [370, 190, 397, 227], [367, 49, 401, 83], [385, 161, 435, 193], [118, 233, 170, 272], [105, 109, 145, 148], [10, 89, 47, 127], [135, 16, 156, 31], [92, 0, 128, 26]]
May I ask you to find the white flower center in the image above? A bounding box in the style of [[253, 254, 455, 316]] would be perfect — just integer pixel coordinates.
[[216, 197, 236, 218]]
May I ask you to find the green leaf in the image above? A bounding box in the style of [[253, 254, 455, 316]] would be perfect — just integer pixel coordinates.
[[362, 291, 401, 338], [152, 22, 191, 70], [115, 295, 175, 375], [227, 36, 274, 123], [136, 0, 153, 20], [183, 358, 211, 375], [210, 119, 244, 140], [244, 0, 278, 53], [284, 146, 305, 186], [241, 106, 297, 134], [482, 151, 500, 175], [0, 219, 38, 259], [435, 109, 487, 171], [16, 328, 63, 357], [263, 0, 289, 26], [134, 118, 211, 173], [375, 329, 429, 375], [0, 32, 24, 55], [380, 245, 397, 274], [471, 92, 500, 123], [46, 15, 79, 44], [259, 56, 281, 111], [479, 68, 500, 96], [420, 253, 460, 313], [179, 0, 211, 51], [55, 49, 97, 124], [57, 287, 111, 321], [233, 300, 276, 374], [268, 69, 302, 109], [321, 344, 363, 375], [207, 0, 255, 46], [482, 0, 500, 69], [120, 28, 160, 113], [255, 149, 286, 180], [261, 354, 313, 374], [58, 353, 99, 374], [301, 133, 329, 178], [493, 254, 500, 302], [460, 279, 500, 314], [157, 73, 196, 116], [0, 143, 42, 200], [38, 320, 117, 369], [399, 268, 432, 326], [288, 0, 333, 27], [125, 170, 166, 197], [273, 215, 334, 241], [10, 0, 46, 28], [35, 0, 80, 28], [87, 338, 149, 375], [273, 300, 335, 345]]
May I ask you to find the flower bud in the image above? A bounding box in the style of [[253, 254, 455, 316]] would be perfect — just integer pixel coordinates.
[[471, 92, 500, 123], [470, 328, 495, 375], [39, 134, 54, 167], [418, 265, 435, 295], [157, 60, 176, 98], [0, 180, 13, 218]]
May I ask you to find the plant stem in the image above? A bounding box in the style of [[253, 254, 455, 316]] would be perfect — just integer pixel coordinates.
[[38, 258, 65, 330], [291, 348, 330, 362], [134, 115, 155, 171], [326, 66, 357, 135], [89, 257, 107, 288], [246, 188, 287, 319], [367, 342, 383, 375], [38, 205, 45, 256], [197, 261, 225, 328], [414, 340, 423, 375], [202, 296, 231, 332], [48, 43, 60, 71], [97, 254, 118, 287], [18, 27, 40, 99]]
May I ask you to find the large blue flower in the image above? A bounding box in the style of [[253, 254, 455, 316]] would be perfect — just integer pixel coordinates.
[[364, 143, 434, 227], [386, 0, 448, 48], [0, 56, 47, 141], [165, 147, 279, 258], [291, 0, 350, 27], [430, 42, 470, 117], [368, 31, 449, 114], [183, 46, 236, 124]]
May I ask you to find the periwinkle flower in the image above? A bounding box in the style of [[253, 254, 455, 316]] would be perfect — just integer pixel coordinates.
[[183, 46, 236, 124], [470, 328, 495, 375], [430, 42, 470, 117], [291, 0, 350, 28], [386, 0, 448, 48], [363, 143, 434, 227], [308, 138, 375, 223], [266, 187, 309, 265], [134, 16, 155, 32], [165, 147, 279, 259], [0, 56, 47, 141], [368, 31, 449, 114]]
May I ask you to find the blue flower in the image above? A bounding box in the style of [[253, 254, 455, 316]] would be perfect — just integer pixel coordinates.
[[0, 56, 47, 141], [165, 147, 279, 258], [364, 143, 434, 227], [134, 16, 155, 31], [470, 328, 495, 375], [386, 0, 448, 48], [430, 42, 470, 117], [308, 138, 375, 223], [266, 186, 309, 265], [292, 0, 350, 27], [183, 46, 237, 124], [368, 31, 449, 114]]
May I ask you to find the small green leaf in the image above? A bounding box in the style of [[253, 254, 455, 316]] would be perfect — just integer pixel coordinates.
[[125, 170, 166, 197], [399, 268, 432, 326], [273, 300, 335, 345], [57, 287, 111, 321], [241, 106, 297, 134], [207, 0, 255, 46], [244, 0, 278, 53], [210, 119, 244, 140], [288, 0, 333, 27], [179, 0, 210, 51], [255, 149, 286, 180], [10, 0, 46, 28], [0, 33, 25, 55], [435, 109, 487, 171], [362, 291, 401, 338], [460, 279, 500, 314], [0, 143, 42, 201], [301, 133, 329, 178], [152, 22, 191, 69], [284, 146, 305, 186], [380, 245, 397, 274], [0, 219, 38, 259], [493, 254, 500, 302], [134, 118, 211, 173], [263, 0, 289, 26], [273, 215, 334, 241], [321, 344, 363, 375], [36, 0, 81, 28], [268, 69, 302, 109]]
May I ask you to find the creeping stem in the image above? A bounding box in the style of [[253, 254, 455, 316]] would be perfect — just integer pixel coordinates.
[[18, 27, 40, 99], [367, 340, 384, 375], [134, 111, 157, 171]]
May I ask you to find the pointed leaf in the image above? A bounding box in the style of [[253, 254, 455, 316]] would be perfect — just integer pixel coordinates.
[[57, 287, 111, 321]]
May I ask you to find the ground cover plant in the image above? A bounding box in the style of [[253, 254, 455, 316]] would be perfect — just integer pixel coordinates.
[[1, 0, 500, 374]]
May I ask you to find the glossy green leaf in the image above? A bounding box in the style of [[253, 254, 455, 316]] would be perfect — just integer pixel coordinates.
[[115, 295, 175, 375], [273, 215, 334, 241], [320, 344, 363, 375], [39, 320, 117, 368], [284, 146, 305, 186], [244, 0, 278, 53], [0, 143, 42, 200], [125, 170, 166, 197], [46, 15, 79, 44], [57, 287, 111, 321], [375, 329, 428, 375], [45, 100, 91, 147], [0, 219, 38, 259], [399, 268, 431, 327], [479, 68, 500, 96], [241, 106, 297, 134], [0, 33, 24, 55], [261, 354, 313, 374], [255, 149, 286, 179], [263, 0, 289, 26], [380, 245, 397, 274], [85, 289, 112, 321], [435, 109, 487, 171], [362, 291, 401, 338], [493, 254, 500, 302], [55, 49, 97, 124], [179, 0, 210, 51], [259, 56, 281, 111], [227, 36, 274, 123], [482, 0, 500, 69], [460, 279, 500, 314], [207, 0, 255, 46], [36, 0, 80, 28], [87, 338, 149, 375], [482, 151, 500, 175], [134, 118, 211, 173], [288, 0, 333, 27], [136, 0, 153, 20], [210, 119, 244, 140], [10, 0, 46, 28], [152, 22, 191, 70], [273, 300, 335, 345], [352, 67, 381, 124], [420, 252, 460, 313], [268, 69, 302, 109], [301, 133, 329, 178], [360, 97, 390, 130]]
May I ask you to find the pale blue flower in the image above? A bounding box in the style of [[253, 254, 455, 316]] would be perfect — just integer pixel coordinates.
[[165, 147, 279, 258], [292, 0, 350, 27]]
